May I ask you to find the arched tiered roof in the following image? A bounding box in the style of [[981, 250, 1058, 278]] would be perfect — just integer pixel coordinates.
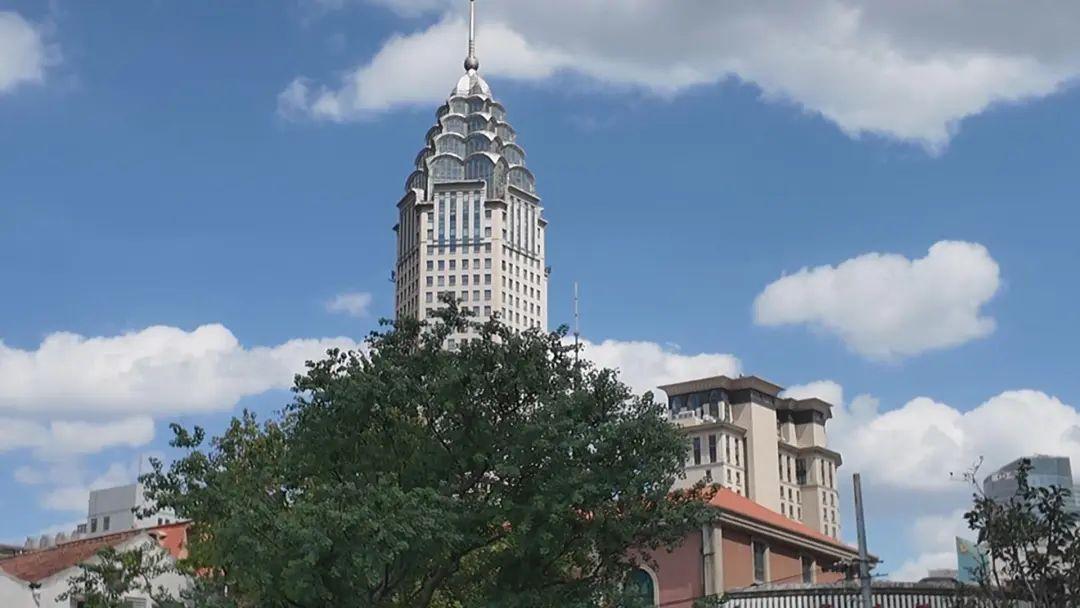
[[407, 71, 537, 200]]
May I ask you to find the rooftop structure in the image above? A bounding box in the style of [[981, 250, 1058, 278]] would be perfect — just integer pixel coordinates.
[[659, 374, 843, 539]]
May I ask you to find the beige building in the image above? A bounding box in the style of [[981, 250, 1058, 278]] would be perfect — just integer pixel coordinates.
[[659, 375, 843, 539], [394, 1, 547, 343]]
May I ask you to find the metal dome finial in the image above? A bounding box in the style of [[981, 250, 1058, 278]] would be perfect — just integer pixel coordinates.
[[464, 0, 479, 72]]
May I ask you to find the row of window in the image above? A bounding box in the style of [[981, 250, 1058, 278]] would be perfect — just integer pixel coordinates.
[[427, 243, 492, 256], [690, 433, 745, 468], [426, 274, 492, 288], [427, 290, 492, 304], [428, 257, 492, 271]]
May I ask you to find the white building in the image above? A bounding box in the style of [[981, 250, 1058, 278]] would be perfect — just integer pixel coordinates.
[[394, 0, 548, 344], [659, 375, 844, 539], [78, 483, 177, 538]]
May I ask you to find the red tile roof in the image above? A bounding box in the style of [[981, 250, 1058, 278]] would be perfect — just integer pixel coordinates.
[[707, 488, 857, 554], [0, 522, 189, 584]]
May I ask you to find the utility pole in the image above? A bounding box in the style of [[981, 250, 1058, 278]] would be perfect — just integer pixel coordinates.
[[853, 473, 873, 608]]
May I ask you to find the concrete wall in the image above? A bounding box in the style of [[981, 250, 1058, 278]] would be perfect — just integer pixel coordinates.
[[722, 528, 756, 589], [718, 527, 847, 591], [0, 572, 37, 608], [740, 403, 781, 511], [88, 484, 138, 533], [649, 531, 704, 608]]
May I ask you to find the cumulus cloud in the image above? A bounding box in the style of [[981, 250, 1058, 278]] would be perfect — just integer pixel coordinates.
[[577, 338, 742, 398], [787, 381, 1080, 493], [0, 11, 50, 94], [0, 324, 362, 415], [326, 291, 375, 318], [283, 1, 1080, 149], [785, 379, 1080, 580], [40, 461, 143, 513], [279, 16, 561, 122], [889, 509, 973, 581], [0, 416, 155, 458], [753, 241, 1000, 360]]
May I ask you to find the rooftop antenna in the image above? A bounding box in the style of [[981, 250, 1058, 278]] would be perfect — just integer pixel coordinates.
[[573, 282, 581, 369], [464, 0, 480, 72]]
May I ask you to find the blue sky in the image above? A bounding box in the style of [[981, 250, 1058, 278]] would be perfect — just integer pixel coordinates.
[[2, 0, 1080, 581]]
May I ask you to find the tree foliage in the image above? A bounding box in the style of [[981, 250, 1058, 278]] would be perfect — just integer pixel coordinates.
[[61, 544, 182, 608], [963, 458, 1080, 607], [142, 304, 712, 607]]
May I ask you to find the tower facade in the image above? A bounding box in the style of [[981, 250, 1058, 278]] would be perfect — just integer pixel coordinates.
[[660, 375, 844, 540], [394, 1, 548, 344]]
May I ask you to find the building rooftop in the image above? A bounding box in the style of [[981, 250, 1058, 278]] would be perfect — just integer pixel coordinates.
[[0, 522, 188, 584], [659, 375, 785, 398], [659, 374, 835, 418], [708, 488, 858, 557]]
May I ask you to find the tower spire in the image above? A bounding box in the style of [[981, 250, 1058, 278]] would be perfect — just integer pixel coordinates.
[[464, 0, 479, 72]]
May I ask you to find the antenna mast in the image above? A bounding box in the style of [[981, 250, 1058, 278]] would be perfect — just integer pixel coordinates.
[[464, 0, 480, 71], [573, 282, 581, 367]]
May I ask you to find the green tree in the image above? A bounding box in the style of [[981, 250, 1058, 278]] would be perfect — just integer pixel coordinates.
[[963, 458, 1080, 607], [142, 304, 713, 607], [61, 544, 183, 608]]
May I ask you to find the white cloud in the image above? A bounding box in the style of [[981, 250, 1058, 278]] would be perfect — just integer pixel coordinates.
[[325, 291, 375, 318], [283, 1, 1080, 149], [836, 389, 1080, 491], [0, 416, 154, 457], [577, 338, 742, 398], [41, 461, 141, 513], [14, 466, 45, 485], [0, 324, 362, 415], [753, 241, 1000, 360], [781, 379, 845, 409], [280, 15, 561, 122], [785, 381, 1080, 493], [0, 11, 50, 94], [889, 508, 973, 581], [784, 379, 1080, 579]]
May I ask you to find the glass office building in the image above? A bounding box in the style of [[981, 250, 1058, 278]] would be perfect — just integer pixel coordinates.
[[983, 455, 1079, 513]]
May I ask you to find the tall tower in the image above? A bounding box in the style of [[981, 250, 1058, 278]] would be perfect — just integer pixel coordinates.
[[394, 0, 548, 346]]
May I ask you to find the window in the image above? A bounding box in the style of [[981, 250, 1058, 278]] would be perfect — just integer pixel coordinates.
[[801, 556, 815, 583], [796, 459, 807, 485], [752, 541, 768, 583], [103, 516, 110, 531], [708, 434, 717, 463], [90, 518, 98, 533], [692, 437, 701, 465]]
